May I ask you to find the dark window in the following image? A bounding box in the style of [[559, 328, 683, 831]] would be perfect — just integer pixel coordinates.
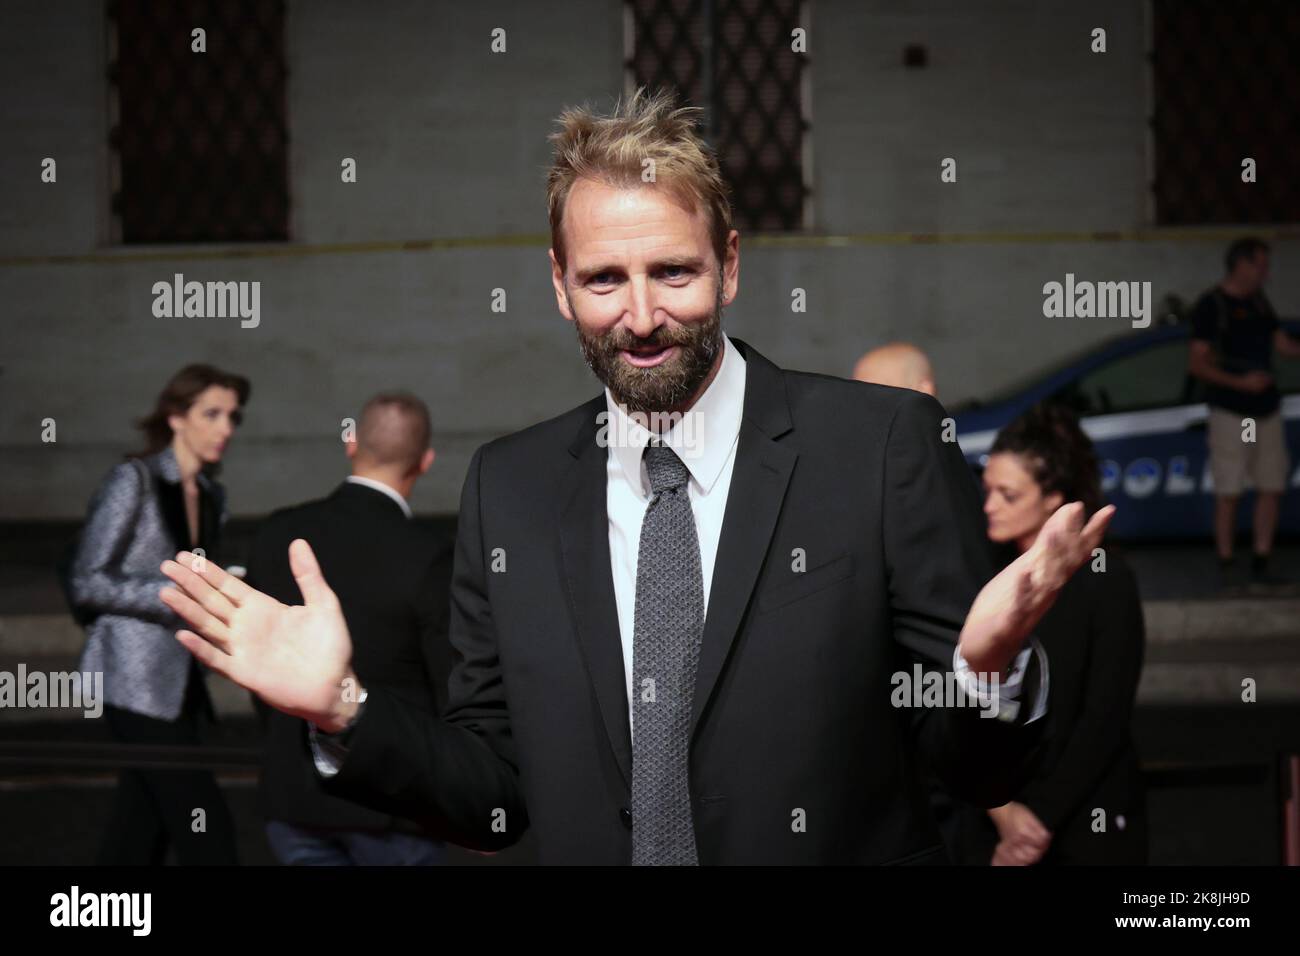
[[1150, 0, 1300, 225], [1052, 340, 1196, 416], [626, 0, 810, 232], [1275, 331, 1300, 396], [107, 0, 289, 243]]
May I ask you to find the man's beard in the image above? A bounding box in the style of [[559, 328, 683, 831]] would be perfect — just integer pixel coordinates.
[[574, 286, 724, 415]]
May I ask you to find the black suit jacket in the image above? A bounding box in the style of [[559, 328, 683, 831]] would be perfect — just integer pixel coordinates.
[[325, 338, 1047, 863], [247, 481, 454, 831]]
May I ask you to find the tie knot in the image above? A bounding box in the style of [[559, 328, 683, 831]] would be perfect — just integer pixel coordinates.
[[643, 443, 689, 495]]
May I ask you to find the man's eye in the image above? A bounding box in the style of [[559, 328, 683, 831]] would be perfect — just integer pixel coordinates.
[[590, 273, 615, 285], [661, 266, 688, 279]]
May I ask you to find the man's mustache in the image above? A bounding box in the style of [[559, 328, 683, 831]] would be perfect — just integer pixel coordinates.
[[600, 327, 697, 352]]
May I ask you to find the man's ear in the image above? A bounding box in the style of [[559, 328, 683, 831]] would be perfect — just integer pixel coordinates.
[[720, 229, 740, 307], [419, 447, 435, 475], [343, 439, 357, 461], [549, 249, 575, 322]]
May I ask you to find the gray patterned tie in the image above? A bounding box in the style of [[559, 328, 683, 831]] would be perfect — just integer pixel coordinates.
[[631, 442, 705, 866]]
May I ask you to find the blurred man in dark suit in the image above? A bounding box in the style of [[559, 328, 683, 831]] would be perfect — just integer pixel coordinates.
[[245, 392, 453, 865]]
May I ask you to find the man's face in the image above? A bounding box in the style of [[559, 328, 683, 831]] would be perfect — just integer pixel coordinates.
[[549, 178, 739, 415], [1244, 251, 1270, 292]]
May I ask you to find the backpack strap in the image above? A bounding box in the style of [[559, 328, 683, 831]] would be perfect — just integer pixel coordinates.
[[1211, 287, 1230, 359], [1252, 291, 1277, 322]]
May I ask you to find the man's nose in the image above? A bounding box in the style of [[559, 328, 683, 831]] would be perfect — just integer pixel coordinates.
[[624, 276, 660, 339]]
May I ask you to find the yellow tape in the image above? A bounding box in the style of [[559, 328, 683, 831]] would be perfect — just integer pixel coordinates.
[[747, 226, 1300, 247], [3, 225, 1298, 266]]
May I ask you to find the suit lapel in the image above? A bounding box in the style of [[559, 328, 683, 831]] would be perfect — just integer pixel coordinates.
[[154, 474, 190, 552], [690, 340, 796, 735], [198, 480, 222, 554], [558, 399, 633, 788]]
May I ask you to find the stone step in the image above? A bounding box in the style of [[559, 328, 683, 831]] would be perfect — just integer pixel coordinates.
[[1144, 598, 1300, 644]]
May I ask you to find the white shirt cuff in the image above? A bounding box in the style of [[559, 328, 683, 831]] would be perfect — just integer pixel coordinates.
[[306, 692, 367, 779], [951, 638, 1049, 724], [307, 722, 346, 778]]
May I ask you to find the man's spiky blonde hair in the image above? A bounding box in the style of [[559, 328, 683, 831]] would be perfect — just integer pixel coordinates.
[[546, 87, 735, 274]]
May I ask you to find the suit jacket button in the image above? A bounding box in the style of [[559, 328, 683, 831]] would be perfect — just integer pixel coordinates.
[[619, 807, 632, 830]]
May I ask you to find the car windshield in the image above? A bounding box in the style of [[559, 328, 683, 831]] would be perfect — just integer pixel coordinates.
[[953, 331, 1143, 411]]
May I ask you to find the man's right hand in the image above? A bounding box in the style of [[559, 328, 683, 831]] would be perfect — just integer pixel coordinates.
[[160, 539, 360, 732], [1239, 370, 1273, 394]]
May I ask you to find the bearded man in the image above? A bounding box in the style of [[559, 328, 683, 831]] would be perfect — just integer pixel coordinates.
[[161, 89, 1111, 865]]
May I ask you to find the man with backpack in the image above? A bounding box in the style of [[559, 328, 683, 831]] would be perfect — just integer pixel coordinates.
[[1188, 237, 1300, 588]]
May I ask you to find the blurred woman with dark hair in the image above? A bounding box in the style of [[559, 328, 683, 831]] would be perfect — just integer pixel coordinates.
[[958, 402, 1147, 865], [71, 363, 249, 865]]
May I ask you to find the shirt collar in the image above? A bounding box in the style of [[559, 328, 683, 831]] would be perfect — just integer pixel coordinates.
[[604, 333, 747, 498], [345, 475, 413, 519]]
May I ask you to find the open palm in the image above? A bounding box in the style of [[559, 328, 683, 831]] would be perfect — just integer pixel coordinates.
[[160, 539, 356, 728], [960, 501, 1115, 672]]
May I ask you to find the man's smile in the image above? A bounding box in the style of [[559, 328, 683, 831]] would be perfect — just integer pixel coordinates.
[[620, 343, 678, 368]]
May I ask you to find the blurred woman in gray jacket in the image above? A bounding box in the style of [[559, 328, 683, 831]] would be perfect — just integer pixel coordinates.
[[72, 363, 249, 865]]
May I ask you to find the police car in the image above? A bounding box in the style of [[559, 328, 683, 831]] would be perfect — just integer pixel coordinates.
[[950, 321, 1300, 539]]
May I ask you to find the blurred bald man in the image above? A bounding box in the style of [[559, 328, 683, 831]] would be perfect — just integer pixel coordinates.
[[852, 342, 937, 397], [246, 393, 454, 865]]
